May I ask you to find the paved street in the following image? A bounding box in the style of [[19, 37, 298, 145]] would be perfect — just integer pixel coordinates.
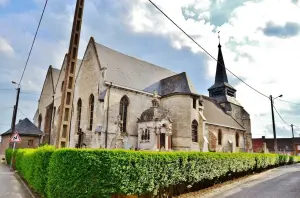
[[0, 162, 33, 198], [201, 164, 300, 198]]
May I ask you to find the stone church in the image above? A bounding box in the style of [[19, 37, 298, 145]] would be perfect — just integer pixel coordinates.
[[34, 37, 253, 152]]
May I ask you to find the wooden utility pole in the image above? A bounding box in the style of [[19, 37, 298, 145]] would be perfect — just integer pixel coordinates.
[[291, 124, 295, 155], [56, 0, 85, 148], [270, 95, 278, 153]]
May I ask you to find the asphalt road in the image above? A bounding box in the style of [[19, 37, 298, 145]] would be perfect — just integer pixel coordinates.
[[0, 162, 33, 198], [206, 164, 300, 198]]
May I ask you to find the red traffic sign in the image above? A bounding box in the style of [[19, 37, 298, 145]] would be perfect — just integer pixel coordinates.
[[9, 131, 21, 143]]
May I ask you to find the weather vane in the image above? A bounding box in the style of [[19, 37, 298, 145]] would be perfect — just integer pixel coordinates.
[[218, 31, 221, 44]]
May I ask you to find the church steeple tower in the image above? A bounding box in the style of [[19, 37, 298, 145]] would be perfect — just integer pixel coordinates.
[[215, 43, 228, 84], [208, 35, 236, 100]]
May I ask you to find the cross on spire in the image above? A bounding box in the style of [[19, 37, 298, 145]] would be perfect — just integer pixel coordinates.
[[218, 31, 221, 47]]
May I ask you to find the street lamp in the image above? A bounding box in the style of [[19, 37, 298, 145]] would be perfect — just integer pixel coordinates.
[[270, 94, 283, 153]]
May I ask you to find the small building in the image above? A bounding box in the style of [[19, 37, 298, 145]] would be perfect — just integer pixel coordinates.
[[252, 136, 300, 155], [0, 118, 43, 155]]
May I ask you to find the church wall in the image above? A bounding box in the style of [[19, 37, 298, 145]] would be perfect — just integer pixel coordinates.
[[37, 70, 54, 133], [161, 95, 192, 151], [229, 104, 252, 151], [190, 97, 202, 151], [51, 66, 65, 145], [103, 88, 153, 149], [69, 42, 102, 148], [206, 123, 245, 152]]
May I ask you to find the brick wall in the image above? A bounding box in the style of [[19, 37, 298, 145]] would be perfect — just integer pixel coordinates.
[[0, 135, 40, 155]]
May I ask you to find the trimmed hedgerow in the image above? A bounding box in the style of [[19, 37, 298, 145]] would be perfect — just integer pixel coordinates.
[[14, 146, 55, 197], [45, 150, 300, 198], [8, 147, 300, 198], [5, 148, 18, 166]]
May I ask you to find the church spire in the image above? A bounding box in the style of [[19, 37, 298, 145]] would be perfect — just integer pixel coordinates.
[[215, 32, 228, 84], [208, 32, 236, 99]]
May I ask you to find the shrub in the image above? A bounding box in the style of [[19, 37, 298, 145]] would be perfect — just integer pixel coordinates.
[[12, 147, 300, 198], [46, 150, 298, 198], [5, 148, 17, 166], [15, 146, 55, 197]]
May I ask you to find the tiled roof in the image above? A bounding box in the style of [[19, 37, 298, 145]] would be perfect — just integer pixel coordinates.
[[1, 118, 43, 136], [202, 96, 245, 130], [95, 42, 176, 90], [143, 72, 198, 96]]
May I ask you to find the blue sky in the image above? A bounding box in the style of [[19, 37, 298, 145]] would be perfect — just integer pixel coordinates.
[[1, 0, 300, 138]]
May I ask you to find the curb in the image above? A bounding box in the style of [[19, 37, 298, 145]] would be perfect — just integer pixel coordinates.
[[14, 171, 37, 198]]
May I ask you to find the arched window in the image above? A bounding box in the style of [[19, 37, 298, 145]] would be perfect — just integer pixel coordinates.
[[141, 129, 150, 142], [119, 96, 129, 132], [145, 129, 150, 141], [191, 120, 198, 142], [141, 130, 145, 141], [88, 94, 94, 130], [77, 98, 82, 133], [38, 114, 42, 130], [218, 129, 222, 145], [61, 81, 64, 91], [236, 132, 239, 147], [147, 129, 150, 141]]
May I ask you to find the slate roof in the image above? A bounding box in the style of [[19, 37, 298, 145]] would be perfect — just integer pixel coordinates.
[[143, 72, 198, 96], [1, 118, 43, 137], [202, 96, 245, 130], [208, 44, 235, 90], [95, 42, 176, 90]]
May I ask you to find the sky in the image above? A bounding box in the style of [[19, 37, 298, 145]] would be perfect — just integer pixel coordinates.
[[0, 0, 300, 139]]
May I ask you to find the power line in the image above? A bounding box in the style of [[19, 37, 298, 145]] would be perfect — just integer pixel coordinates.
[[148, 0, 269, 99], [273, 105, 290, 127], [17, 108, 27, 118], [277, 99, 300, 106], [18, 0, 48, 87]]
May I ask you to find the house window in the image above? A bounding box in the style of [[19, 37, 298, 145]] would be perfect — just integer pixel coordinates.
[[236, 132, 239, 147], [193, 98, 197, 109], [77, 98, 82, 133], [218, 129, 222, 145], [88, 94, 94, 130], [191, 120, 198, 142], [28, 140, 33, 147], [119, 96, 129, 132], [38, 114, 42, 130]]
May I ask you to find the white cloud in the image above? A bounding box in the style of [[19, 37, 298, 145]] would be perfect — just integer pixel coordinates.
[[126, 0, 300, 137], [0, 0, 8, 7], [0, 37, 14, 56]]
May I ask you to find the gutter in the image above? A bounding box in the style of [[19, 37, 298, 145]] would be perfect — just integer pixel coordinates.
[[105, 82, 112, 148]]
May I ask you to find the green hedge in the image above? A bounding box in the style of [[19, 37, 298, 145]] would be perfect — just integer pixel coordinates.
[[9, 147, 300, 198], [46, 150, 300, 198], [15, 146, 55, 197], [5, 148, 17, 165]]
